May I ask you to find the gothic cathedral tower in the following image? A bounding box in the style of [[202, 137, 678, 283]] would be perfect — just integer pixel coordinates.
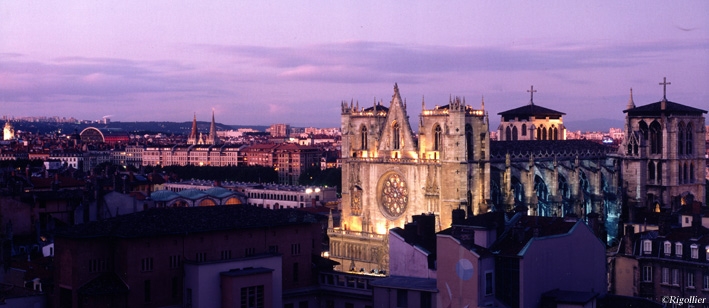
[[620, 78, 707, 218], [331, 84, 489, 272]]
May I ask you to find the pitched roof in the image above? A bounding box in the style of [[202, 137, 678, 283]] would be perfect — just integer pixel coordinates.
[[55, 205, 319, 239], [624, 100, 707, 116], [498, 104, 565, 117], [490, 216, 578, 256]]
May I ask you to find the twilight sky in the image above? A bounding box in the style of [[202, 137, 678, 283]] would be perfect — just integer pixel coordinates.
[[1, 1, 707, 129]]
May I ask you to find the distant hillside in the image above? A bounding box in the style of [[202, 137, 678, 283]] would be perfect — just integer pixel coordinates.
[[11, 121, 268, 135]]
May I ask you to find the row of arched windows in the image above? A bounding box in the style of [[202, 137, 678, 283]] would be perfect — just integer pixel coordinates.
[[639, 120, 663, 155], [504, 124, 559, 141], [677, 122, 694, 156]]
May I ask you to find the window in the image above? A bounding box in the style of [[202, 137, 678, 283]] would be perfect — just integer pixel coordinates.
[[291, 243, 301, 255], [240, 285, 264, 308], [676, 242, 683, 257], [144, 280, 152, 303], [643, 240, 652, 254], [269, 245, 279, 253], [245, 248, 255, 257], [688, 272, 695, 289], [691, 244, 699, 259], [293, 262, 299, 282], [222, 250, 233, 260], [703, 274, 709, 290], [141, 257, 153, 272], [169, 255, 181, 269], [485, 272, 494, 295], [662, 268, 670, 284], [392, 122, 401, 150], [420, 292, 432, 308], [89, 259, 106, 273], [172, 277, 179, 299], [196, 252, 207, 262], [642, 266, 652, 282], [521, 124, 527, 136], [360, 126, 368, 150], [664, 241, 671, 255], [396, 289, 408, 307], [433, 125, 442, 151], [706, 246, 709, 261], [672, 268, 680, 286]]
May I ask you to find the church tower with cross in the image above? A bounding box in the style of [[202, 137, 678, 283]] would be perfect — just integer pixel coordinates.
[[620, 77, 707, 218], [497, 85, 567, 141]]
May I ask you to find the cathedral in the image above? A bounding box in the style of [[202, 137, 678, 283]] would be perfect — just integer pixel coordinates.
[[187, 110, 220, 145], [329, 81, 706, 273]]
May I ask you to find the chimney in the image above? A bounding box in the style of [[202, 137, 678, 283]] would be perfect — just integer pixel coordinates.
[[624, 225, 635, 255]]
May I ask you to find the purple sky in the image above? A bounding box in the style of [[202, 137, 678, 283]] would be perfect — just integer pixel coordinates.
[[1, 1, 707, 129]]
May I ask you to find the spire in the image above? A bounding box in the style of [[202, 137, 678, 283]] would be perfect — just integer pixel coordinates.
[[481, 95, 485, 111], [208, 109, 217, 145], [421, 96, 425, 110], [626, 88, 635, 110], [188, 112, 199, 145]]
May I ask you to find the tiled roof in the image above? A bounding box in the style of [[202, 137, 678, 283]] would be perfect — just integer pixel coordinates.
[[55, 205, 320, 239], [625, 100, 707, 116]]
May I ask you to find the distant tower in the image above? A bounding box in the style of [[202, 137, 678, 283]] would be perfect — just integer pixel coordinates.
[[206, 109, 219, 145], [3, 121, 15, 141], [187, 113, 199, 145], [497, 85, 566, 141]]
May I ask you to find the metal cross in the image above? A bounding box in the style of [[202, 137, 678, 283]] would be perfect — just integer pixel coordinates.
[[659, 77, 671, 100], [527, 85, 537, 105]]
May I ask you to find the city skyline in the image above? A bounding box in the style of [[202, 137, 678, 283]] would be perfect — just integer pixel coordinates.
[[1, 1, 708, 128]]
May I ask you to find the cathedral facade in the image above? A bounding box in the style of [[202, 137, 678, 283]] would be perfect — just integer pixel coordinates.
[[330, 82, 706, 272]]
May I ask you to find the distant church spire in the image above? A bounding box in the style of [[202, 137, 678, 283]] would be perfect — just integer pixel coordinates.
[[626, 88, 635, 110], [207, 108, 218, 145], [188, 112, 199, 145], [481, 95, 485, 111]]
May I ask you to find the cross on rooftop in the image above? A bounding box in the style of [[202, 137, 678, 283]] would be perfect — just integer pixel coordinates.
[[659, 77, 671, 101], [527, 85, 537, 105]]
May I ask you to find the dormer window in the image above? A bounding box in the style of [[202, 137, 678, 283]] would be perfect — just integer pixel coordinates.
[[675, 242, 683, 257], [664, 241, 671, 255], [691, 244, 698, 259], [643, 240, 652, 254]]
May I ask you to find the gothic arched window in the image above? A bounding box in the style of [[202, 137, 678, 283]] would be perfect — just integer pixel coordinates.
[[648, 161, 656, 182], [678, 122, 685, 155], [639, 121, 649, 142], [505, 126, 512, 141], [649, 121, 662, 155], [392, 122, 401, 150], [433, 125, 442, 151], [553, 127, 559, 140], [657, 161, 662, 184], [690, 163, 695, 183], [361, 125, 368, 150], [537, 127, 541, 140], [542, 126, 547, 140], [512, 126, 518, 141], [548, 127, 553, 140], [686, 123, 693, 155], [465, 124, 474, 160], [684, 163, 689, 184], [521, 123, 527, 136]]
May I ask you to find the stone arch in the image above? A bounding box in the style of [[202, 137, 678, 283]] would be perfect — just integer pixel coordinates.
[[678, 121, 686, 155], [685, 122, 693, 155], [534, 175, 550, 216]]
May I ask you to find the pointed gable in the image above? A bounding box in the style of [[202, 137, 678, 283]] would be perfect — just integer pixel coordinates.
[[377, 84, 418, 157]]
